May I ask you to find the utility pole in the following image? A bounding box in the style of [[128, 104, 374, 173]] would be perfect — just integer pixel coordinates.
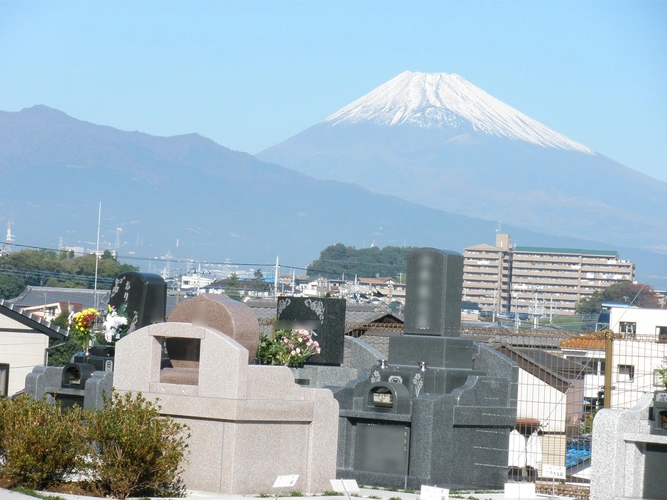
[[274, 256, 279, 297]]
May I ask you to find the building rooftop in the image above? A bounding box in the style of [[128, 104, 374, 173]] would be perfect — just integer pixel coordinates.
[[513, 246, 619, 257]]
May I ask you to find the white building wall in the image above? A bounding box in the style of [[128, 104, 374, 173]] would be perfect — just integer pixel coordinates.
[[516, 369, 567, 433], [609, 307, 667, 338], [611, 339, 667, 409], [0, 315, 49, 397]]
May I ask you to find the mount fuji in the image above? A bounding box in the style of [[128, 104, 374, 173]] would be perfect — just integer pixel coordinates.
[[258, 71, 667, 253]]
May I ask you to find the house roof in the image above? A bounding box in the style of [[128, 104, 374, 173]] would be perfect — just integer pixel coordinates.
[[0, 298, 68, 341], [358, 277, 396, 285], [496, 345, 581, 393], [560, 333, 605, 350], [10, 286, 110, 311], [465, 243, 502, 251]]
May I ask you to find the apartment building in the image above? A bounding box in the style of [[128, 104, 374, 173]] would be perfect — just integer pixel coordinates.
[[463, 234, 635, 316]]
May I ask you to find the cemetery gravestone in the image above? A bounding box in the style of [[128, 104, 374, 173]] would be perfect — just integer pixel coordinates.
[[333, 247, 518, 490], [108, 272, 167, 330], [112, 321, 339, 495], [275, 297, 346, 366], [167, 293, 261, 364]]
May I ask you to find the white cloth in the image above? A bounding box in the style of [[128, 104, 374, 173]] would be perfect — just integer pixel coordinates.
[[525, 431, 543, 468], [508, 429, 526, 467]]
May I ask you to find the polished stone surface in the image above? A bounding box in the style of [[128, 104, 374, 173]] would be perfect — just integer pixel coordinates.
[[276, 297, 346, 366], [167, 293, 261, 363], [403, 248, 463, 337]]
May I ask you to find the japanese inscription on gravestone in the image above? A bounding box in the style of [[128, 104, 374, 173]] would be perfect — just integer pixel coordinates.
[[108, 272, 167, 331]]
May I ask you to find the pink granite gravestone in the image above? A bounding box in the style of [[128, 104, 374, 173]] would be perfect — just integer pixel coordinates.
[[167, 294, 260, 363]]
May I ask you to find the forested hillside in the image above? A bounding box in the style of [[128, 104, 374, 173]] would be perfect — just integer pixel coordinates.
[[306, 243, 413, 279], [0, 248, 138, 299]]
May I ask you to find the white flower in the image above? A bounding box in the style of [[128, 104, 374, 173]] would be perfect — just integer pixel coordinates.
[[102, 312, 128, 343]]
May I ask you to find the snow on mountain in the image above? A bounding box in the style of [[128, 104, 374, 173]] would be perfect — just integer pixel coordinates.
[[324, 71, 594, 154]]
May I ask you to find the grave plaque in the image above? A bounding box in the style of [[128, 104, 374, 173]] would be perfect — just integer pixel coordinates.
[[275, 297, 345, 366], [108, 272, 167, 330]]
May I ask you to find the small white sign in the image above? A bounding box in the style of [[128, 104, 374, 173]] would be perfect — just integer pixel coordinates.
[[420, 485, 449, 500], [541, 463, 566, 480], [273, 474, 299, 488], [330, 479, 360, 493]]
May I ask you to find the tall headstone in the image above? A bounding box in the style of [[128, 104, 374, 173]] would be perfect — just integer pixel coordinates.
[[108, 272, 167, 330], [388, 248, 471, 368], [275, 297, 346, 366], [403, 247, 463, 336]]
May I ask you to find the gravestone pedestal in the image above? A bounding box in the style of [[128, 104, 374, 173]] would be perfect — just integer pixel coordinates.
[[591, 392, 667, 500]]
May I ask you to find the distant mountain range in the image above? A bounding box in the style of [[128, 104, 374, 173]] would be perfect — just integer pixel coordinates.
[[1, 104, 665, 289], [258, 71, 667, 255]]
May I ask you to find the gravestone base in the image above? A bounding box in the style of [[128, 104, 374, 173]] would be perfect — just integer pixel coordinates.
[[25, 365, 113, 410], [289, 337, 384, 388], [290, 365, 362, 388]]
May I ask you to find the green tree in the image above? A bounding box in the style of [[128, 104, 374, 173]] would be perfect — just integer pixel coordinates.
[[0, 248, 138, 290], [0, 273, 26, 299], [225, 272, 241, 301], [306, 243, 413, 279], [250, 268, 266, 294], [575, 281, 662, 314]]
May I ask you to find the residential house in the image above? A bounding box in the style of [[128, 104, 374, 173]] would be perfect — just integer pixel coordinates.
[[561, 306, 667, 410], [0, 299, 67, 397]]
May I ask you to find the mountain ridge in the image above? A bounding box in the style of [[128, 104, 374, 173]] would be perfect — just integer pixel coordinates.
[[257, 72, 667, 253], [1, 104, 665, 288]]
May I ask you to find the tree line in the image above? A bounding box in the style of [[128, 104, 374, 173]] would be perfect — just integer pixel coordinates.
[[0, 248, 138, 299], [574, 281, 662, 314], [306, 243, 412, 280]]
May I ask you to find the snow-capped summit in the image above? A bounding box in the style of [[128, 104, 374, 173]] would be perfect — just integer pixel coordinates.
[[324, 71, 593, 154]]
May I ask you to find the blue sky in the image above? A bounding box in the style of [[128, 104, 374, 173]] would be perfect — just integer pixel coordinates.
[[2, 0, 666, 181]]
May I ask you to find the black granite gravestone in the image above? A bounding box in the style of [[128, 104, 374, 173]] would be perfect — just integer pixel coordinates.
[[108, 272, 167, 330], [333, 248, 518, 490], [403, 247, 462, 336], [275, 297, 346, 366]]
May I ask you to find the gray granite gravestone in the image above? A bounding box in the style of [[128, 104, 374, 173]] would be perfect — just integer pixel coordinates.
[[333, 247, 518, 490], [25, 364, 113, 410], [275, 296, 346, 366], [591, 392, 667, 500]]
